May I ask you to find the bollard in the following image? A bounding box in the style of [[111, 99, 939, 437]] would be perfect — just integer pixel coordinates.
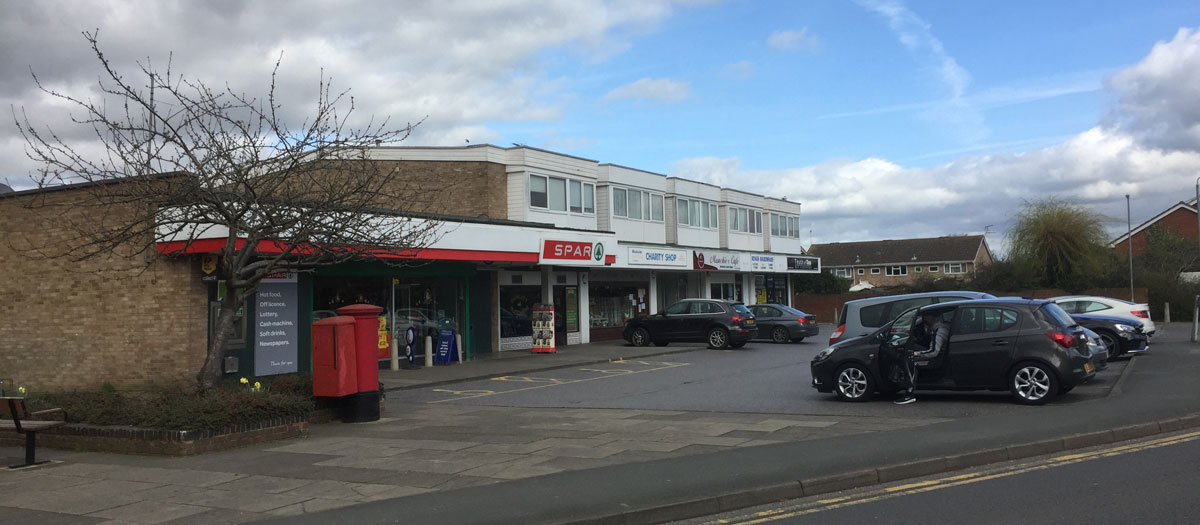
[[1164, 302, 1171, 324], [390, 338, 399, 371], [425, 335, 434, 367], [1193, 295, 1199, 343], [456, 333, 464, 363]]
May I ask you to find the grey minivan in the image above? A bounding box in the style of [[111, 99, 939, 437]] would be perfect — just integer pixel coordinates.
[[829, 291, 995, 344]]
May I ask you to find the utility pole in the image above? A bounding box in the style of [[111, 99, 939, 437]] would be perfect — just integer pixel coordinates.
[[1126, 194, 1134, 302]]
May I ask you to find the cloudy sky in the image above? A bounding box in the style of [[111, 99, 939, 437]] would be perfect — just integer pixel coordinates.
[[3, 0, 1199, 252]]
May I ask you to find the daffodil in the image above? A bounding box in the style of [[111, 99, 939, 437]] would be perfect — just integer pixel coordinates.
[[240, 377, 249, 384], [18, 386, 27, 395], [253, 381, 262, 391]]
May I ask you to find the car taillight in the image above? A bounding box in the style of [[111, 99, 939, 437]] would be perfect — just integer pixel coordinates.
[[1132, 310, 1148, 319], [830, 324, 845, 344], [1045, 330, 1076, 349], [732, 315, 746, 323], [797, 318, 807, 324]]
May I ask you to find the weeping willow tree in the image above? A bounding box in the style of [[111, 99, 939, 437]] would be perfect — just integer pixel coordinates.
[[1006, 198, 1112, 290]]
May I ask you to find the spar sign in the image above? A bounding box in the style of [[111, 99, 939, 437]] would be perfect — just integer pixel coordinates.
[[540, 239, 613, 266]]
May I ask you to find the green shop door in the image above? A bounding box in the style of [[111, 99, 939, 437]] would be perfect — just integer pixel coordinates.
[[468, 272, 492, 355]]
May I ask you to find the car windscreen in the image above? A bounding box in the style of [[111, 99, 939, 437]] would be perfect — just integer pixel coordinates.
[[732, 304, 753, 316], [1038, 302, 1078, 329]]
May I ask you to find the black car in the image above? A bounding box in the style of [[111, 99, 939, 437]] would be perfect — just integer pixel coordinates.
[[623, 299, 757, 349], [748, 304, 819, 343], [1070, 313, 1149, 358], [811, 298, 1097, 405]]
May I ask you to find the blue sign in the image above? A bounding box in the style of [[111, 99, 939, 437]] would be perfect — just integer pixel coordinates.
[[434, 329, 460, 365]]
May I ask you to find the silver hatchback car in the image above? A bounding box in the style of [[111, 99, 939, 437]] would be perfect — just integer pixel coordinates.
[[829, 291, 995, 344]]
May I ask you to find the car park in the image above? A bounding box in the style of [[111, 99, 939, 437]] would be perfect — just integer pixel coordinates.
[[748, 304, 819, 343], [811, 298, 1096, 405], [623, 299, 757, 349], [1070, 312, 1149, 358], [828, 291, 996, 344], [1051, 295, 1157, 336]]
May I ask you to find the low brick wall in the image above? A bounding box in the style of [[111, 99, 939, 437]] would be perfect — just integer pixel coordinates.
[[0, 417, 310, 456]]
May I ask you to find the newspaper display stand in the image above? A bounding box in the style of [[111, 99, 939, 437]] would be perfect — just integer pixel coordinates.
[[532, 304, 556, 353]]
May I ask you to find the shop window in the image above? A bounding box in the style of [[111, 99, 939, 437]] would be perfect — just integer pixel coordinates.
[[651, 194, 664, 221], [530, 175, 548, 208], [569, 180, 582, 213], [500, 285, 540, 338], [710, 282, 742, 301], [583, 183, 595, 213], [548, 177, 566, 211], [590, 283, 645, 328]]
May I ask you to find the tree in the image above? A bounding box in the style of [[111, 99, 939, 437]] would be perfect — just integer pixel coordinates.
[[1006, 198, 1111, 291], [14, 33, 446, 391]]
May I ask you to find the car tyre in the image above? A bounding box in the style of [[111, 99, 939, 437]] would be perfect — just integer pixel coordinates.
[[707, 327, 730, 349], [1009, 362, 1058, 405], [652, 341, 669, 347], [1096, 330, 1121, 358], [793, 337, 806, 343], [834, 363, 874, 402], [729, 341, 747, 349], [771, 326, 790, 344], [630, 327, 651, 347]]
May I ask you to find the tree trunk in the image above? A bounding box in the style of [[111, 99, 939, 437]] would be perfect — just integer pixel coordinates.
[[197, 288, 243, 391]]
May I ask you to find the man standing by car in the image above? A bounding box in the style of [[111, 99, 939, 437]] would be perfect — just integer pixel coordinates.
[[896, 312, 948, 405]]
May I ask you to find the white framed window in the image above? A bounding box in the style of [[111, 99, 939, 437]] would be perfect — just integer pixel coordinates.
[[708, 203, 717, 228], [789, 216, 799, 238], [530, 175, 548, 208], [677, 198, 716, 229], [771, 214, 781, 236], [915, 266, 922, 273], [690, 199, 701, 226], [886, 265, 907, 276], [833, 268, 851, 278], [651, 194, 664, 221], [870, 268, 881, 274], [613, 188, 628, 217], [945, 263, 967, 274], [857, 268, 865, 275], [677, 198, 689, 224], [548, 177, 566, 211], [628, 189, 643, 220], [929, 265, 939, 272], [569, 180, 582, 213], [753, 211, 762, 234], [583, 184, 594, 214], [771, 214, 801, 238]]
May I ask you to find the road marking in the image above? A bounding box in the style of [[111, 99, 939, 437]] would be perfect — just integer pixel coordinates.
[[707, 430, 1200, 524], [427, 361, 690, 403], [579, 368, 635, 374], [490, 376, 566, 384]]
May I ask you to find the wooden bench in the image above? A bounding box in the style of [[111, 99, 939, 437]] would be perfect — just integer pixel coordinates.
[[0, 397, 66, 468]]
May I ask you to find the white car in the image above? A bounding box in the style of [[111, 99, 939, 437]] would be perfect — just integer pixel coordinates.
[[1050, 295, 1156, 336]]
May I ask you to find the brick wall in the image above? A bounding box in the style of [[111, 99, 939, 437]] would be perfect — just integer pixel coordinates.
[[0, 188, 209, 391], [1112, 207, 1199, 258]]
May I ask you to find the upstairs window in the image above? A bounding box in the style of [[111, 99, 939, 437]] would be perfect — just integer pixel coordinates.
[[613, 188, 628, 217], [530, 174, 593, 215], [612, 186, 662, 222], [530, 175, 548, 208], [583, 184, 594, 213], [548, 177, 566, 211], [651, 194, 664, 221], [569, 180, 582, 213]]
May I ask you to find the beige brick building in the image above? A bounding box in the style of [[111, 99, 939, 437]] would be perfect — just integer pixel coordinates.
[[808, 235, 993, 288]]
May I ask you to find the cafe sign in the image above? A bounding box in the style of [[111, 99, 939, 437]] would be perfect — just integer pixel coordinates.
[[692, 250, 743, 271]]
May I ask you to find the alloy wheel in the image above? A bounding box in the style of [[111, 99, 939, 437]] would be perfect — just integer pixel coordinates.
[[1013, 365, 1051, 401], [631, 328, 649, 346], [837, 367, 869, 399], [1099, 332, 1119, 356], [708, 328, 728, 348], [772, 326, 789, 344]]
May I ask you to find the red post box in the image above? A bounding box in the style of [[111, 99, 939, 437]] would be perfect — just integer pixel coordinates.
[[312, 316, 357, 397], [335, 304, 383, 422]]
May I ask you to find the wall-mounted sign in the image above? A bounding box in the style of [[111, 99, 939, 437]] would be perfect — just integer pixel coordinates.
[[627, 247, 689, 268], [254, 272, 298, 376], [787, 256, 821, 272], [749, 254, 781, 272], [200, 254, 218, 275], [540, 239, 612, 266], [693, 250, 743, 271]]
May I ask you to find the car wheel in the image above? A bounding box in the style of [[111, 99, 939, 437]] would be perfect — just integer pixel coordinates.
[[771, 326, 790, 344], [729, 341, 747, 349], [1097, 330, 1121, 358], [707, 327, 730, 349], [1009, 362, 1058, 405], [835, 364, 874, 402], [630, 327, 651, 347]]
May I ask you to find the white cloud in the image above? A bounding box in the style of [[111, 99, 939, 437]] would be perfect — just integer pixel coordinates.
[[719, 60, 754, 80], [670, 27, 1200, 249], [0, 0, 701, 182], [767, 29, 821, 52], [602, 78, 690, 103], [538, 129, 597, 150]]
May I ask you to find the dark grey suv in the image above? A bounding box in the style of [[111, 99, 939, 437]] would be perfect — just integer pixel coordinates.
[[811, 298, 1097, 405], [623, 299, 757, 349]]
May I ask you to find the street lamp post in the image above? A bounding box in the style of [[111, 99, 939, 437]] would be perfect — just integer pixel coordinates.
[[1127, 194, 1134, 303]]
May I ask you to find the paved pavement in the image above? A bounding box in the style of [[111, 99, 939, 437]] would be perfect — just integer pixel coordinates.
[[0, 325, 1195, 524]]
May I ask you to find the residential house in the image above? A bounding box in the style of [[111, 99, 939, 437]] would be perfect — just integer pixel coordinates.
[[808, 235, 993, 287]]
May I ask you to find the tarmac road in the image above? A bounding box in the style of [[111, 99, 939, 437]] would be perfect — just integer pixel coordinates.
[[677, 429, 1200, 524], [389, 339, 1128, 419]]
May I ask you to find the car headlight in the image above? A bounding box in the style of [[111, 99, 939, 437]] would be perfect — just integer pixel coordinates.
[[1115, 324, 1136, 333], [814, 347, 835, 361]]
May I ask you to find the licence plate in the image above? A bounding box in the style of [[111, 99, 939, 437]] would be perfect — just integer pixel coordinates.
[[1084, 362, 1095, 373], [745, 319, 755, 325]]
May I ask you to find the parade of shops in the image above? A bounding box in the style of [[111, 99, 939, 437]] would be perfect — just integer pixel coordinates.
[[0, 144, 819, 389]]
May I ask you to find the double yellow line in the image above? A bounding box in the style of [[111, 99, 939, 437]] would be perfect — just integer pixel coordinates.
[[711, 430, 1200, 524]]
